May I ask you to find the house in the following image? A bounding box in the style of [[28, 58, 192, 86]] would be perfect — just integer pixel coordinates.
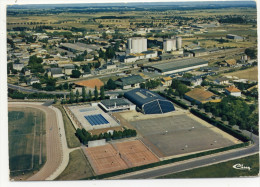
[[13, 62, 24, 71], [47, 68, 64, 78], [27, 77, 40, 86], [176, 76, 203, 87], [224, 86, 241, 97], [213, 77, 229, 85], [184, 88, 221, 104], [74, 78, 104, 93], [115, 75, 145, 89], [161, 77, 173, 87], [23, 67, 31, 76], [61, 64, 75, 76], [225, 59, 237, 67]]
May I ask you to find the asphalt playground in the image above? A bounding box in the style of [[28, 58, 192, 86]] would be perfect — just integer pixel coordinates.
[[130, 114, 236, 158]]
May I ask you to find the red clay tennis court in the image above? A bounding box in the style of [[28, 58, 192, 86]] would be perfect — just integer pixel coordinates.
[[83, 144, 128, 175], [112, 140, 159, 167]]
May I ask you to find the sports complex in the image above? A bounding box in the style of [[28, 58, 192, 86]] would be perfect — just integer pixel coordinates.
[[64, 88, 241, 175]]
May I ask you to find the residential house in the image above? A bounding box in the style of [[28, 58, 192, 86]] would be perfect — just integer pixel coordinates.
[[13, 62, 24, 71], [224, 86, 241, 97], [184, 88, 221, 104], [161, 77, 173, 87], [47, 68, 64, 78], [27, 77, 40, 86], [213, 77, 229, 85]]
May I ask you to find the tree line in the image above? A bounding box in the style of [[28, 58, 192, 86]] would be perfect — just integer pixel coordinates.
[[75, 128, 137, 145]]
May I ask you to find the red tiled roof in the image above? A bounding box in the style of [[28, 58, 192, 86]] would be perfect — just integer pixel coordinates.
[[185, 88, 215, 102], [225, 86, 241, 93], [75, 78, 104, 89]]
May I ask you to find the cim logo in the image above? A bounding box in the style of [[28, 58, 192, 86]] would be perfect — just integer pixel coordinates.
[[233, 163, 251, 171]]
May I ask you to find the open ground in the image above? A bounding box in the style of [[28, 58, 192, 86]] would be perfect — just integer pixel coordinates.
[[8, 103, 63, 181], [128, 112, 239, 158], [223, 66, 258, 81], [8, 107, 46, 180]]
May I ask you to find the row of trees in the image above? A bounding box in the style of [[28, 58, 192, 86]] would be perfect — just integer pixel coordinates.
[[169, 80, 190, 98], [75, 128, 137, 145], [61, 86, 105, 104], [140, 79, 161, 90]]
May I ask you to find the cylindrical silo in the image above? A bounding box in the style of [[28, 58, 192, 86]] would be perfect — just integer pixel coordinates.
[[176, 36, 182, 50]]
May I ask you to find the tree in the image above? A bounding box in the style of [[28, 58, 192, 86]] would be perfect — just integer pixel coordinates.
[[88, 90, 92, 101], [140, 83, 146, 89], [32, 83, 42, 90], [70, 90, 74, 103], [245, 48, 257, 59], [105, 78, 116, 90], [63, 82, 69, 90], [94, 86, 98, 101], [100, 86, 105, 100], [76, 90, 80, 103], [82, 87, 86, 102], [71, 70, 81, 78]]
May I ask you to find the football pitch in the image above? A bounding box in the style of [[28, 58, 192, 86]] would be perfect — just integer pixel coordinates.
[[8, 107, 46, 177]]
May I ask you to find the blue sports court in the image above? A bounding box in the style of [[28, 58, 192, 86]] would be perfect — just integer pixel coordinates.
[[84, 114, 109, 126]]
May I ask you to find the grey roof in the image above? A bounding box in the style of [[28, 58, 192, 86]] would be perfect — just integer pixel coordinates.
[[189, 48, 208, 53], [49, 68, 63, 75], [145, 58, 208, 73], [116, 75, 145, 86], [64, 65, 75, 69], [101, 98, 132, 108]]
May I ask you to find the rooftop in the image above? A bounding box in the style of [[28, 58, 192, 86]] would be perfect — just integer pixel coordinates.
[[75, 78, 104, 89], [145, 58, 208, 73], [185, 88, 215, 102], [101, 98, 133, 108], [225, 86, 241, 93]]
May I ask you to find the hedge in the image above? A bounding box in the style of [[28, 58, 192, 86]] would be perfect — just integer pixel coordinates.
[[190, 108, 250, 142], [158, 92, 189, 109], [82, 141, 249, 180]]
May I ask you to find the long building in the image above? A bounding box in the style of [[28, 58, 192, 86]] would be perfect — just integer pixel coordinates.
[[124, 88, 175, 114], [142, 58, 208, 75], [127, 37, 147, 54]]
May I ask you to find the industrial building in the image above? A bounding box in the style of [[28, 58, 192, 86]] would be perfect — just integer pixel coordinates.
[[115, 75, 145, 89], [60, 42, 103, 53], [99, 98, 136, 112], [226, 34, 244, 41], [163, 36, 182, 52], [124, 88, 175, 114], [143, 58, 208, 75], [127, 37, 147, 54], [184, 88, 220, 104]]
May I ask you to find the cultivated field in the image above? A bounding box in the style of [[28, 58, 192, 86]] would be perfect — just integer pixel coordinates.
[[8, 107, 46, 179], [223, 66, 258, 81], [130, 114, 238, 158]]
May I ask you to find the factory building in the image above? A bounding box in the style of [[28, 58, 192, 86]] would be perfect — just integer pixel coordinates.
[[226, 34, 244, 41], [124, 88, 175, 114], [127, 37, 147, 54], [163, 36, 182, 52], [143, 58, 208, 75]]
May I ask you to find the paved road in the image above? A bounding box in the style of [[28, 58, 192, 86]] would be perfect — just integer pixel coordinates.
[[8, 83, 70, 95], [111, 134, 259, 179]]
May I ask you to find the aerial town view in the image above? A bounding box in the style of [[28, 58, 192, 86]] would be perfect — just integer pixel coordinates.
[[6, 1, 259, 182]]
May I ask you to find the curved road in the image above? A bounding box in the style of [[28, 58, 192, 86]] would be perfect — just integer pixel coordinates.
[[111, 134, 259, 179]]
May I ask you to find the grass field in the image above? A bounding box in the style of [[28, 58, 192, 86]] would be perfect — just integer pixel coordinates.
[[8, 107, 46, 178], [55, 149, 94, 180], [223, 66, 258, 81], [53, 105, 81, 148], [157, 154, 259, 178]]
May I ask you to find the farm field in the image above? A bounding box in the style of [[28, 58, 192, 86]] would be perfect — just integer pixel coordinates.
[[8, 107, 46, 179], [157, 154, 259, 178], [55, 149, 94, 180], [223, 66, 258, 81]]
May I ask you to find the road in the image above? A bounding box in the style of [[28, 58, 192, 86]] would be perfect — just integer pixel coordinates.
[[110, 134, 259, 179], [8, 83, 70, 95]]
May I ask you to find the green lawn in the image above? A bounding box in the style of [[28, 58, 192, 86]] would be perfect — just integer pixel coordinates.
[[8, 107, 46, 178], [157, 154, 259, 179], [55, 149, 94, 180], [53, 105, 81, 148]]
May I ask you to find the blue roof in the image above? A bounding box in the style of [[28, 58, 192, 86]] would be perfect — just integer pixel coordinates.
[[124, 88, 175, 114]]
